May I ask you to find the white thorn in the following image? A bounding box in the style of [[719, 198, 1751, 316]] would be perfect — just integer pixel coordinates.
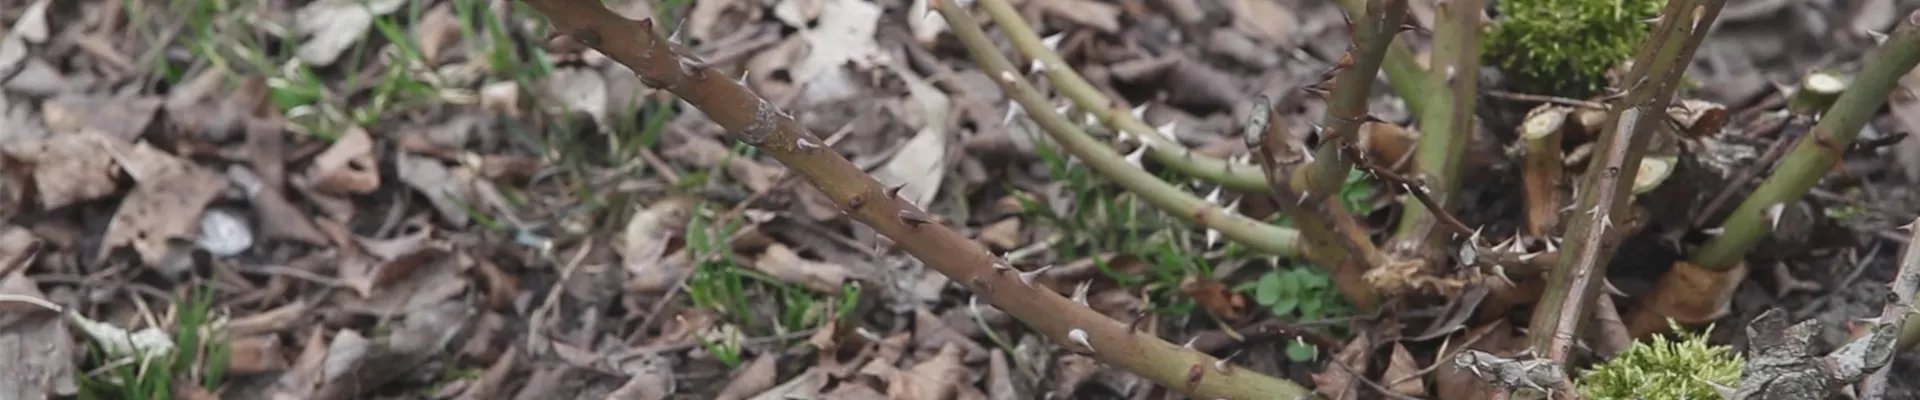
[[1156, 120, 1179, 142], [1115, 129, 1136, 144], [738, 68, 751, 86], [1764, 202, 1786, 232], [1206, 229, 1220, 249], [1586, 205, 1603, 217], [1600, 215, 1614, 231], [1866, 29, 1890, 45], [1130, 104, 1148, 120], [1182, 336, 1200, 349], [1517, 252, 1539, 262], [1054, 103, 1073, 117], [796, 137, 822, 149], [1544, 238, 1559, 253], [1082, 113, 1098, 127], [1224, 199, 1241, 215], [1205, 186, 1224, 205], [1072, 281, 1092, 306], [1492, 265, 1516, 286], [1124, 145, 1149, 167], [1018, 265, 1055, 287], [1002, 100, 1024, 126], [1042, 33, 1066, 51], [1068, 328, 1093, 351], [1296, 191, 1311, 206], [1029, 59, 1046, 74]]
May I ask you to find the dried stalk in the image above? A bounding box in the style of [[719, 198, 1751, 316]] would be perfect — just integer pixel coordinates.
[[1384, 0, 1482, 269], [1528, 0, 1726, 363], [975, 0, 1434, 193], [1856, 219, 1920, 399], [516, 1, 1308, 397], [1689, 12, 1920, 271]]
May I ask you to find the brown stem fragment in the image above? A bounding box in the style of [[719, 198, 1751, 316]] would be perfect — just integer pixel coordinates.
[[514, 1, 1309, 397], [1528, 0, 1727, 364]]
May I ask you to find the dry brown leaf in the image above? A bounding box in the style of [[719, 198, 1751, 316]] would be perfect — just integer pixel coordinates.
[[1037, 0, 1122, 33], [262, 326, 331, 399], [790, 0, 884, 104], [888, 343, 968, 400], [1310, 335, 1372, 400], [306, 127, 380, 194], [226, 334, 291, 375], [10, 0, 50, 43], [686, 0, 758, 45], [976, 218, 1021, 250], [98, 142, 227, 271], [715, 353, 780, 400], [621, 197, 696, 294], [413, 2, 462, 66], [394, 151, 477, 227], [40, 94, 162, 141], [1181, 276, 1247, 321], [912, 309, 987, 363], [1232, 0, 1299, 45], [1383, 343, 1427, 397], [226, 300, 309, 337], [874, 63, 951, 208], [542, 67, 610, 130], [2, 130, 126, 210], [748, 368, 830, 400], [314, 300, 474, 400], [0, 271, 78, 398], [753, 244, 855, 294], [334, 244, 467, 315], [228, 166, 328, 245], [453, 346, 518, 400], [294, 0, 407, 66], [1050, 354, 1100, 397], [663, 137, 780, 193], [985, 350, 1020, 400]]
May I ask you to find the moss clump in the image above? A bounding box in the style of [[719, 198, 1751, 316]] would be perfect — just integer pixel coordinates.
[[1577, 324, 1744, 400], [1483, 0, 1663, 97]]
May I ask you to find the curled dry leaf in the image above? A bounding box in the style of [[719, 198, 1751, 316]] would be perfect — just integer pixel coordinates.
[[715, 353, 780, 400], [620, 196, 696, 294], [98, 142, 227, 271], [1181, 276, 1248, 322], [306, 127, 381, 195], [887, 343, 968, 400], [294, 0, 407, 66], [753, 244, 855, 294], [789, 0, 884, 103], [1384, 343, 1427, 397], [977, 218, 1022, 251]]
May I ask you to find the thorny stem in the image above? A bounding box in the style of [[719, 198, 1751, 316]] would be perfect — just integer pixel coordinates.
[[936, 2, 1316, 398], [977, 0, 1437, 193], [1336, 0, 1435, 118], [1248, 99, 1382, 311], [1529, 0, 1726, 363], [1859, 218, 1920, 400], [939, 6, 1304, 258], [515, 1, 1306, 397], [1690, 12, 1920, 270], [1386, 0, 1482, 266]]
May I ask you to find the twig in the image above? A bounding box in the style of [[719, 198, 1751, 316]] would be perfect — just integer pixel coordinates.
[[1487, 90, 1610, 110], [514, 0, 1313, 397], [1691, 11, 1920, 270], [1856, 219, 1920, 399], [1529, 0, 1728, 363]]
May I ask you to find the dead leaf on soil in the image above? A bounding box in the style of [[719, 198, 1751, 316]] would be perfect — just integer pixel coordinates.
[[606, 353, 676, 400], [748, 368, 830, 400], [888, 343, 968, 400], [1182, 275, 1248, 321], [913, 309, 987, 363], [1233, 0, 1300, 45], [225, 334, 291, 375], [451, 345, 518, 400], [1383, 343, 1427, 397], [1038, 0, 1122, 33], [686, 0, 762, 45], [1311, 334, 1373, 400], [313, 300, 474, 400], [542, 67, 610, 131], [789, 0, 885, 104], [98, 142, 228, 271], [1, 130, 127, 210], [662, 136, 780, 193], [977, 218, 1022, 250], [228, 166, 328, 245], [715, 353, 780, 400], [40, 94, 162, 141], [306, 127, 380, 195], [874, 63, 951, 208], [0, 270, 78, 398], [294, 0, 408, 66], [413, 2, 462, 66], [395, 151, 478, 227], [753, 243, 857, 294], [620, 196, 696, 294]]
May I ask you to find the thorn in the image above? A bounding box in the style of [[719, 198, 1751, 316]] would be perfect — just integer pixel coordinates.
[[1586, 204, 1604, 217], [887, 184, 908, 199], [1493, 235, 1518, 253], [1054, 103, 1072, 117], [898, 210, 932, 227], [1214, 350, 1241, 372], [1517, 252, 1539, 262], [1492, 265, 1516, 287], [1702, 226, 1726, 236], [1124, 145, 1149, 167], [1018, 265, 1055, 287], [1296, 191, 1311, 206], [995, 70, 1020, 84], [1600, 215, 1614, 231], [1156, 120, 1179, 142], [1182, 336, 1200, 349], [1603, 279, 1627, 297], [1866, 29, 1890, 44], [1544, 238, 1559, 253], [1071, 280, 1092, 306], [1042, 33, 1066, 51], [1206, 229, 1221, 249], [796, 137, 823, 150], [1029, 58, 1046, 74], [1204, 187, 1224, 205], [1083, 113, 1098, 127], [737, 68, 751, 86], [1002, 100, 1023, 126], [992, 259, 1015, 274], [1223, 199, 1241, 215], [1068, 328, 1093, 352], [1126, 311, 1149, 333], [1131, 104, 1149, 120], [1764, 202, 1786, 232]]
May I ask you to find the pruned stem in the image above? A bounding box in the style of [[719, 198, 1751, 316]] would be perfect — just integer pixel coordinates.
[[1690, 12, 1920, 271], [1529, 0, 1727, 363], [516, 1, 1308, 397], [1520, 105, 1569, 238]]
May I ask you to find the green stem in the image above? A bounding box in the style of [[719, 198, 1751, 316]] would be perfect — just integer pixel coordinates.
[[1691, 13, 1920, 270], [1388, 0, 1481, 254]]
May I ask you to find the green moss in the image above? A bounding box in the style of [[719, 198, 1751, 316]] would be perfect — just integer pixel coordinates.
[[1577, 323, 1744, 400], [1483, 0, 1663, 97]]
